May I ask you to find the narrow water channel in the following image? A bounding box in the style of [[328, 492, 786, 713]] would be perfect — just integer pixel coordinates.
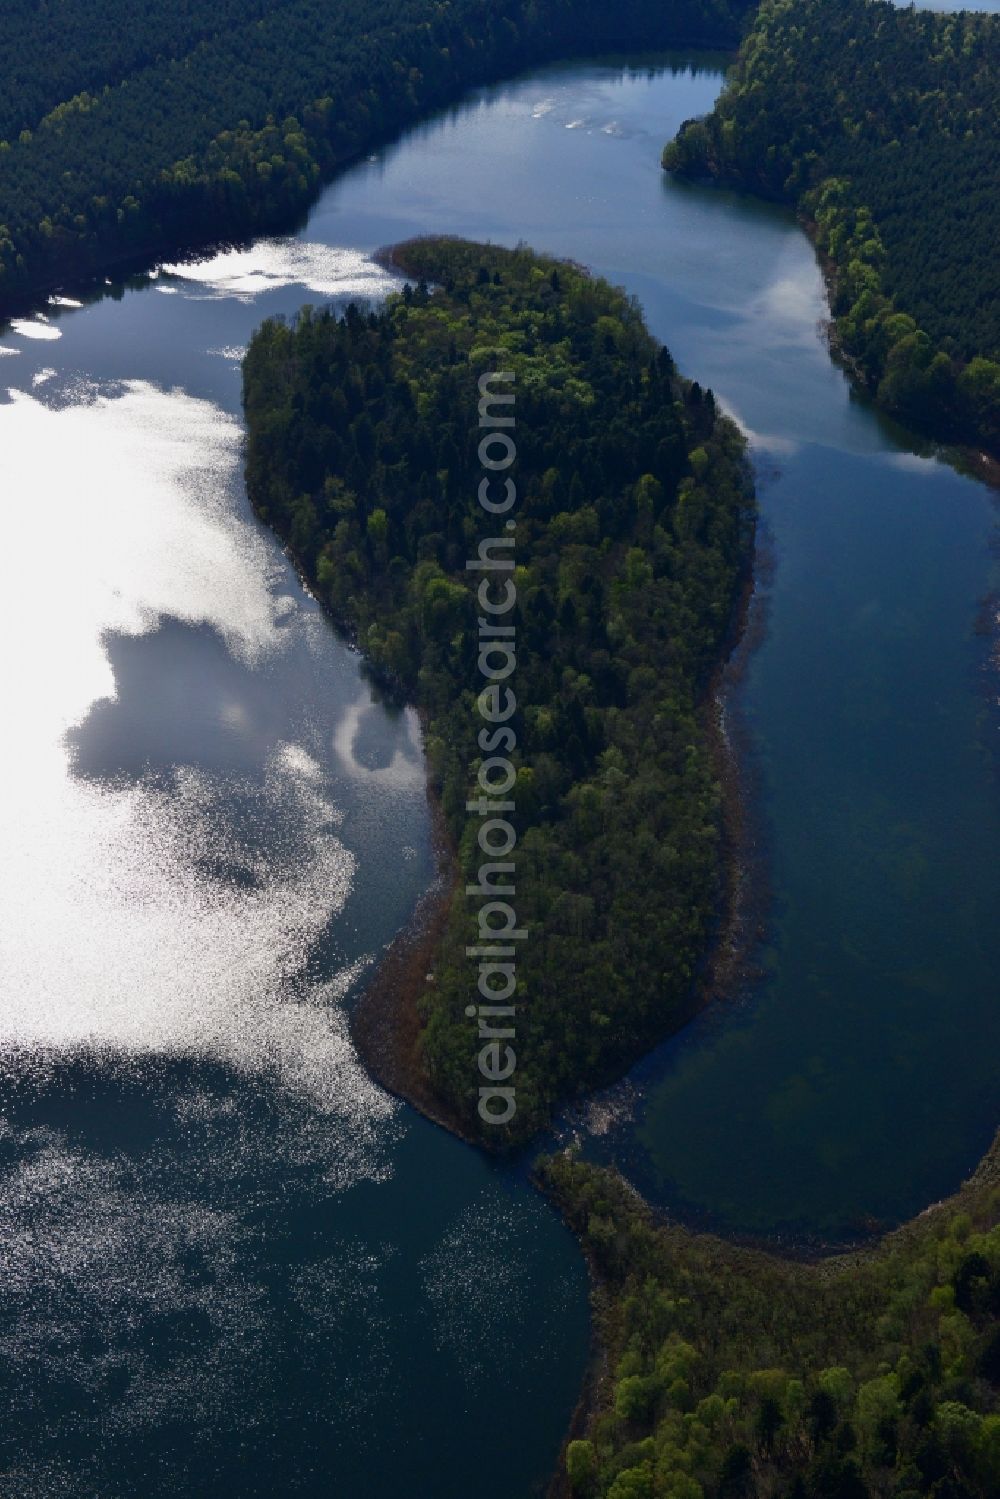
[[305, 53, 1000, 1240], [0, 48, 996, 1494]]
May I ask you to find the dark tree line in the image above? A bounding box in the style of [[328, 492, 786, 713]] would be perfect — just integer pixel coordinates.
[[243, 238, 755, 1141], [0, 0, 285, 141], [663, 0, 1000, 453], [0, 0, 753, 312]]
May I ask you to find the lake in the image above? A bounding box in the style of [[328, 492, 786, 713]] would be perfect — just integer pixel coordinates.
[[0, 45, 997, 1494]]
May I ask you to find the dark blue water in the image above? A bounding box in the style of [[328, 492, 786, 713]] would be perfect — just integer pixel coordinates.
[[1, 45, 997, 1497], [303, 56, 1000, 1239], [0, 88, 600, 1499]]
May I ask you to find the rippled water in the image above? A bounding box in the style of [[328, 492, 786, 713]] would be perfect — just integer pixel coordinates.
[[0, 173, 588, 1495], [1, 42, 998, 1493]]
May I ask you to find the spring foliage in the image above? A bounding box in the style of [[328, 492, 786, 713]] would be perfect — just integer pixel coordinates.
[[662, 0, 1000, 453], [243, 238, 754, 1142], [542, 1148, 1000, 1499], [0, 0, 752, 311]]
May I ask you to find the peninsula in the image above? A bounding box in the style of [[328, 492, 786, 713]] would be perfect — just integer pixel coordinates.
[[243, 236, 755, 1144]]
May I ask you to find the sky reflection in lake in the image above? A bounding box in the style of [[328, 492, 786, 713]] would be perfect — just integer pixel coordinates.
[[0, 85, 593, 1484]]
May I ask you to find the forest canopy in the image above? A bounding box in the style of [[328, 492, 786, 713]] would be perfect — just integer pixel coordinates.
[[542, 1145, 1000, 1499], [242, 237, 754, 1142], [662, 0, 1000, 453], [0, 0, 753, 313]]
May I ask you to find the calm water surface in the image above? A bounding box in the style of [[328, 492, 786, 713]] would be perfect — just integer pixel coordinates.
[[0, 47, 997, 1494], [308, 56, 1000, 1238]]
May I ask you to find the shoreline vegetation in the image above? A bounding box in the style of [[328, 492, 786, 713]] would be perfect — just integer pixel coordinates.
[[8, 5, 1000, 1494], [349, 784, 473, 1142], [349, 543, 767, 1157], [547, 6, 1000, 1479], [539, 1136, 1000, 1499], [661, 0, 1000, 460], [0, 0, 754, 322], [244, 234, 1000, 1498], [343, 290, 770, 1150], [243, 236, 756, 1147]]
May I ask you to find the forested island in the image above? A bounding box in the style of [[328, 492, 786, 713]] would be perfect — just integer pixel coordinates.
[[542, 1144, 1000, 1499], [0, 0, 753, 315], [243, 228, 1000, 1498], [7, 1, 1000, 1494], [243, 237, 754, 1143], [663, 0, 1000, 454]]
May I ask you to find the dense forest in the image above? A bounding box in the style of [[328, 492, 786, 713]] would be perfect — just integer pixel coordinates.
[[243, 238, 754, 1142], [0, 0, 753, 314], [662, 0, 1000, 453], [542, 1142, 1000, 1499]]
